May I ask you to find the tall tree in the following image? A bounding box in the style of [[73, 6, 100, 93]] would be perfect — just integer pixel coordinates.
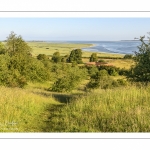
[[68, 49, 83, 64], [6, 31, 31, 56], [128, 35, 150, 83], [89, 53, 98, 62], [51, 51, 61, 63], [0, 42, 5, 54]]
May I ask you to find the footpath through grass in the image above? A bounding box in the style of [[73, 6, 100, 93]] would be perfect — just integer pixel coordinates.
[[1, 83, 150, 132], [45, 85, 150, 132], [0, 85, 60, 132]]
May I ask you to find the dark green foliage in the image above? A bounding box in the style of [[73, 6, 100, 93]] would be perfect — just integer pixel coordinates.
[[119, 67, 130, 76], [61, 55, 69, 63], [98, 65, 119, 76], [37, 54, 49, 60], [123, 54, 133, 59], [87, 69, 109, 89], [89, 53, 98, 62], [0, 42, 5, 54], [68, 49, 83, 64], [87, 69, 127, 89], [51, 52, 61, 63], [127, 36, 150, 83], [51, 65, 88, 92], [0, 32, 51, 88], [88, 66, 99, 76]]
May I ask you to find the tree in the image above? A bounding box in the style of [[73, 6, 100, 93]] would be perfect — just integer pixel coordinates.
[[0, 42, 5, 54], [128, 35, 150, 83], [68, 49, 83, 64], [89, 53, 98, 62], [37, 54, 48, 60], [123, 54, 133, 59], [51, 52, 61, 63], [6, 31, 32, 56], [51, 65, 88, 92], [0, 32, 51, 87]]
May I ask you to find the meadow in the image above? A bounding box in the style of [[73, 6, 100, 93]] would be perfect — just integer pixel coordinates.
[[27, 42, 124, 58], [1, 82, 150, 132], [1, 41, 144, 132]]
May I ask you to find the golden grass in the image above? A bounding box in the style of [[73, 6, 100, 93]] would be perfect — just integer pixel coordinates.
[[0, 86, 60, 132], [106, 59, 135, 69]]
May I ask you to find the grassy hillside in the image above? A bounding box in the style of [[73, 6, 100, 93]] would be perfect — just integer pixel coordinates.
[[0, 41, 139, 132], [1, 84, 150, 132], [45, 85, 150, 132], [0, 85, 60, 132]]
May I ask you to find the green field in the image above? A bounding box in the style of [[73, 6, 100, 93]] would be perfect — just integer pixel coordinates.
[[27, 42, 124, 58]]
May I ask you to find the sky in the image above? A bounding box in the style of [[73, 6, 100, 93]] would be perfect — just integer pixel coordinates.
[[0, 18, 150, 41]]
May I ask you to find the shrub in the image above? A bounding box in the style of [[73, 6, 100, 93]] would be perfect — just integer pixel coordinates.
[[37, 54, 49, 60], [88, 66, 99, 76], [123, 54, 133, 59], [51, 65, 88, 92], [51, 52, 61, 63], [89, 53, 98, 62]]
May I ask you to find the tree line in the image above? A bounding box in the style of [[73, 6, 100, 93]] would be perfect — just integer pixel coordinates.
[[0, 32, 150, 91]]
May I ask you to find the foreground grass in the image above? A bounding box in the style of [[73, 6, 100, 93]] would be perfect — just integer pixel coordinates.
[[1, 83, 150, 132], [0, 86, 60, 132], [46, 85, 150, 132]]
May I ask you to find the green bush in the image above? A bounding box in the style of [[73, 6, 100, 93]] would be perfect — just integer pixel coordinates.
[[51, 52, 61, 63], [37, 54, 49, 60], [89, 53, 98, 62], [88, 66, 99, 76], [123, 54, 133, 59], [51, 65, 88, 92], [0, 42, 5, 55]]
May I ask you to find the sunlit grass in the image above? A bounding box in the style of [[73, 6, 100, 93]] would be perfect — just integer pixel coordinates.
[[46, 85, 150, 132], [0, 86, 60, 132], [27, 42, 124, 58]]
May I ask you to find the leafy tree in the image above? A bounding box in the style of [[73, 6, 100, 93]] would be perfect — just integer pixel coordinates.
[[37, 54, 49, 60], [51, 52, 61, 63], [68, 49, 83, 64], [0, 32, 51, 87], [0, 42, 5, 54], [6, 31, 32, 56], [128, 35, 150, 83], [89, 53, 98, 62], [51, 65, 88, 92]]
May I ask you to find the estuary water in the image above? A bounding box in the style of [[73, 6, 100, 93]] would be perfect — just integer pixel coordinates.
[[81, 41, 142, 54], [62, 41, 142, 54]]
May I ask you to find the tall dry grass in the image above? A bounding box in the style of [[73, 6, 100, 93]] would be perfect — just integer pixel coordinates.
[[47, 85, 150, 132], [0, 86, 59, 132]]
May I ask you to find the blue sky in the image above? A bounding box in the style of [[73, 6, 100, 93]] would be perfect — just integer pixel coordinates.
[[0, 18, 150, 41]]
